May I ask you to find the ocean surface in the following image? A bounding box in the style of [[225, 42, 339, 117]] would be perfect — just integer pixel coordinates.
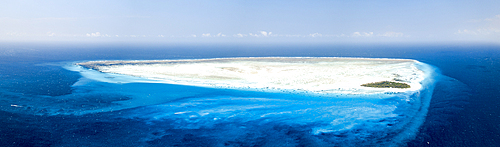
[[0, 43, 498, 146]]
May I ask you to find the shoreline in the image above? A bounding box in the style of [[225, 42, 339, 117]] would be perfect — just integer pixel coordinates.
[[76, 57, 415, 68]]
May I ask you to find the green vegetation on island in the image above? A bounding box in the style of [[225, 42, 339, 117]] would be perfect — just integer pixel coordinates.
[[361, 81, 410, 88]]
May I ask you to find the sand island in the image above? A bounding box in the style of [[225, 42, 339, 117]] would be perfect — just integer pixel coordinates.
[[76, 57, 425, 94]]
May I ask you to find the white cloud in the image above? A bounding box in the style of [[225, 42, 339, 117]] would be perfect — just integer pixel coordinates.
[[352, 32, 361, 36], [202, 33, 211, 37], [234, 33, 246, 37], [47, 32, 55, 37], [249, 33, 259, 37], [86, 32, 102, 37], [239, 31, 274, 37], [309, 33, 322, 37], [456, 29, 477, 35], [378, 32, 404, 37], [216, 32, 226, 37], [92, 32, 101, 37], [200, 32, 227, 37], [276, 34, 304, 37], [158, 35, 164, 37], [191, 35, 197, 37], [352, 32, 373, 37], [284, 34, 303, 37], [260, 31, 267, 36], [484, 15, 500, 21], [260, 31, 272, 37], [456, 14, 500, 38]]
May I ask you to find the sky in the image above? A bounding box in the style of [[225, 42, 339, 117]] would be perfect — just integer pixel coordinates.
[[1, 0, 499, 44]]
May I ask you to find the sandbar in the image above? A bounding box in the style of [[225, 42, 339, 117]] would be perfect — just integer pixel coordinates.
[[76, 57, 426, 94]]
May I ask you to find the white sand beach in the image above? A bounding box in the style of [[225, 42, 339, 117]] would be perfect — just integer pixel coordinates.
[[76, 57, 426, 94]]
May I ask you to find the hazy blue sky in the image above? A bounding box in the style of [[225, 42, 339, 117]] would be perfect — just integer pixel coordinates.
[[1, 0, 499, 43]]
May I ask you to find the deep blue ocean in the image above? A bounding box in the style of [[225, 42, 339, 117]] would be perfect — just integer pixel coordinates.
[[0, 43, 498, 146]]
